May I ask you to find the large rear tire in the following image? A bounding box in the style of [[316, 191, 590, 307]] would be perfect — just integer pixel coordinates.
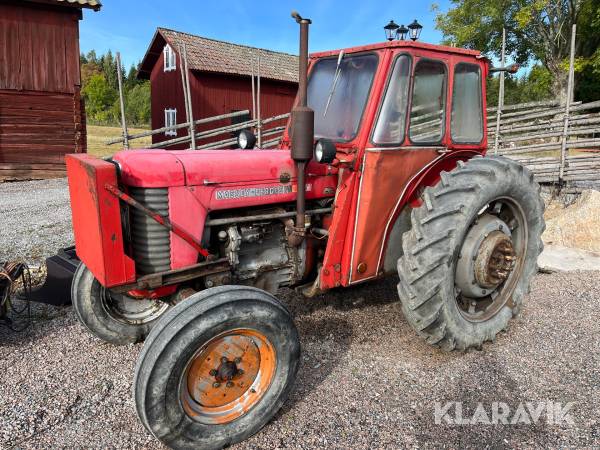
[[71, 263, 170, 345], [134, 285, 300, 450], [397, 156, 544, 351]]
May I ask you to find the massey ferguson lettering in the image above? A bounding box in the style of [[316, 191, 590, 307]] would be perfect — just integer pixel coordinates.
[[215, 185, 293, 200]]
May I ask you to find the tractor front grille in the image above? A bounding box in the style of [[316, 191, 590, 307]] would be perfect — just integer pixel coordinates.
[[129, 187, 171, 274]]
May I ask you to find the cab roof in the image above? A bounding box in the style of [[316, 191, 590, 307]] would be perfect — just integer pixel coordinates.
[[310, 40, 486, 61]]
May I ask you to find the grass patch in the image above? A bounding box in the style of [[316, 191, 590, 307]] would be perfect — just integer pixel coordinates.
[[87, 125, 152, 157]]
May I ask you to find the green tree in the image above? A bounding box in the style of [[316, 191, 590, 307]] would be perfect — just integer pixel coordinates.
[[101, 50, 119, 91], [82, 73, 117, 124], [86, 50, 98, 65], [486, 64, 553, 106], [80, 51, 151, 127], [434, 0, 600, 103], [125, 82, 151, 126], [520, 64, 553, 100], [81, 59, 102, 90], [125, 63, 144, 90]]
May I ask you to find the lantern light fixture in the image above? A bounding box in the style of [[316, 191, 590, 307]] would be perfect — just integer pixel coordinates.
[[384, 20, 399, 41], [407, 19, 423, 41], [397, 24, 409, 40]]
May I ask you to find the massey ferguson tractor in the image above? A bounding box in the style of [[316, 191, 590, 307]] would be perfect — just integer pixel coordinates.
[[65, 12, 544, 449]]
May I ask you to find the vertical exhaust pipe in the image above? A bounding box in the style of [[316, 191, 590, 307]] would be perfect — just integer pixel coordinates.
[[289, 11, 314, 247]]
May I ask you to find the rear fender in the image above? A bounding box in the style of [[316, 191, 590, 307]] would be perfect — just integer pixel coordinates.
[[381, 150, 481, 273]]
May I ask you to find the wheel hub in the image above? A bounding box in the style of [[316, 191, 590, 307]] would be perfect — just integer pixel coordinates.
[[100, 289, 170, 325], [214, 358, 239, 383], [455, 215, 515, 298], [181, 329, 276, 424], [474, 231, 516, 288]]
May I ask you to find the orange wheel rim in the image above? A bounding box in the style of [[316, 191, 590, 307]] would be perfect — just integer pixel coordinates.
[[180, 329, 277, 424]]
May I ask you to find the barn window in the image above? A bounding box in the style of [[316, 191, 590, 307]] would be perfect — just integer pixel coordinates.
[[164, 108, 177, 136], [164, 44, 176, 72]]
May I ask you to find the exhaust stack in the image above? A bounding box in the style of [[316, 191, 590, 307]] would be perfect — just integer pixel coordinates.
[[289, 11, 314, 247]]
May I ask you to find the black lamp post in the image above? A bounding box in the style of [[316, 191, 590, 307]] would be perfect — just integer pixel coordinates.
[[407, 19, 423, 41], [397, 24, 409, 40], [384, 20, 399, 41]]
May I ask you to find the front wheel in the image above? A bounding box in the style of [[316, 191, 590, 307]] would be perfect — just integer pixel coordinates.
[[397, 156, 545, 351], [71, 263, 170, 345], [134, 285, 300, 449]]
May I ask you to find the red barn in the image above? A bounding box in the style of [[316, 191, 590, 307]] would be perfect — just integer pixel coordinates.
[[0, 0, 101, 181], [138, 28, 298, 148]]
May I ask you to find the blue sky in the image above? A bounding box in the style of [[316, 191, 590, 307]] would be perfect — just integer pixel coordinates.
[[80, 0, 451, 69]]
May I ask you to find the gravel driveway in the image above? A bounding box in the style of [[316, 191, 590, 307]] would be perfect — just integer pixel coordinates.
[[0, 179, 72, 265], [1, 179, 599, 449]]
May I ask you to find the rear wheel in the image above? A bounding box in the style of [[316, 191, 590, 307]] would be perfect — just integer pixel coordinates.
[[71, 263, 170, 345], [397, 156, 545, 351], [134, 285, 300, 449]]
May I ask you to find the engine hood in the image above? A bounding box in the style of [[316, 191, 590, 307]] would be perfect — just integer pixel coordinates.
[[113, 149, 298, 188]]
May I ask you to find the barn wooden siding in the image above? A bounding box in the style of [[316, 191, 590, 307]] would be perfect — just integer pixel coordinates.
[[149, 49, 296, 148], [0, 1, 86, 181]]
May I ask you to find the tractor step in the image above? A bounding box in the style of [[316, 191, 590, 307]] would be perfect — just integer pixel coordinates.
[[28, 246, 80, 306]]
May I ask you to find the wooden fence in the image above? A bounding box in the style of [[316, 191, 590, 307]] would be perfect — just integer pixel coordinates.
[[487, 99, 600, 185], [488, 24, 600, 189], [107, 109, 290, 150]]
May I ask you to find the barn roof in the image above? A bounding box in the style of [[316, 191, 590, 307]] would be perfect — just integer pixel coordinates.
[[22, 0, 102, 10], [138, 28, 298, 83]]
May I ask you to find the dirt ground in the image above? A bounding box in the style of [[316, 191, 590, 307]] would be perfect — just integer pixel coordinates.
[[1, 272, 599, 449], [1, 179, 599, 449]]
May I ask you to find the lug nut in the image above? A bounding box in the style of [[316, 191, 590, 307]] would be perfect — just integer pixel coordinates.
[[221, 356, 228, 363], [213, 382, 221, 388], [226, 381, 234, 388], [234, 357, 241, 364], [238, 369, 244, 375]]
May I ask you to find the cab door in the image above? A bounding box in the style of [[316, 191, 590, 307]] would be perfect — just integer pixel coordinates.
[[347, 51, 451, 284]]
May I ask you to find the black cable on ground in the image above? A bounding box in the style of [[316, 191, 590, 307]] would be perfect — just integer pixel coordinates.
[[0, 261, 33, 332]]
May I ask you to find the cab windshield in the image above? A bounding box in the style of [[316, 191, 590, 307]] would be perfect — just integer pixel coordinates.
[[307, 53, 378, 141]]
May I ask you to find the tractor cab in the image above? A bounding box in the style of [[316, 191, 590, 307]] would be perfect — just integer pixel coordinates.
[[281, 40, 490, 163], [275, 40, 493, 287]]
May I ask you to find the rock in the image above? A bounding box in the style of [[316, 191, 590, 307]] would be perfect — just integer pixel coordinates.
[[542, 189, 600, 252], [538, 245, 600, 272]]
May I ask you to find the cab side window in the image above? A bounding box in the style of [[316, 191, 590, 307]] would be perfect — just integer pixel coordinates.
[[451, 64, 483, 143], [409, 60, 447, 143], [372, 55, 411, 144]]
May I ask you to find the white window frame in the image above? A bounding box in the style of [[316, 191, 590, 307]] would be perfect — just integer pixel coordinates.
[[163, 44, 176, 72], [164, 108, 177, 136]]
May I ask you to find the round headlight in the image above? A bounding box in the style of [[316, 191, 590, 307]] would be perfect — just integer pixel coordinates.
[[314, 139, 336, 164], [238, 130, 256, 149]]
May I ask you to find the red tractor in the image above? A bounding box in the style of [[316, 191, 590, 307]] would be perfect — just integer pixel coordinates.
[[66, 12, 543, 449]]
